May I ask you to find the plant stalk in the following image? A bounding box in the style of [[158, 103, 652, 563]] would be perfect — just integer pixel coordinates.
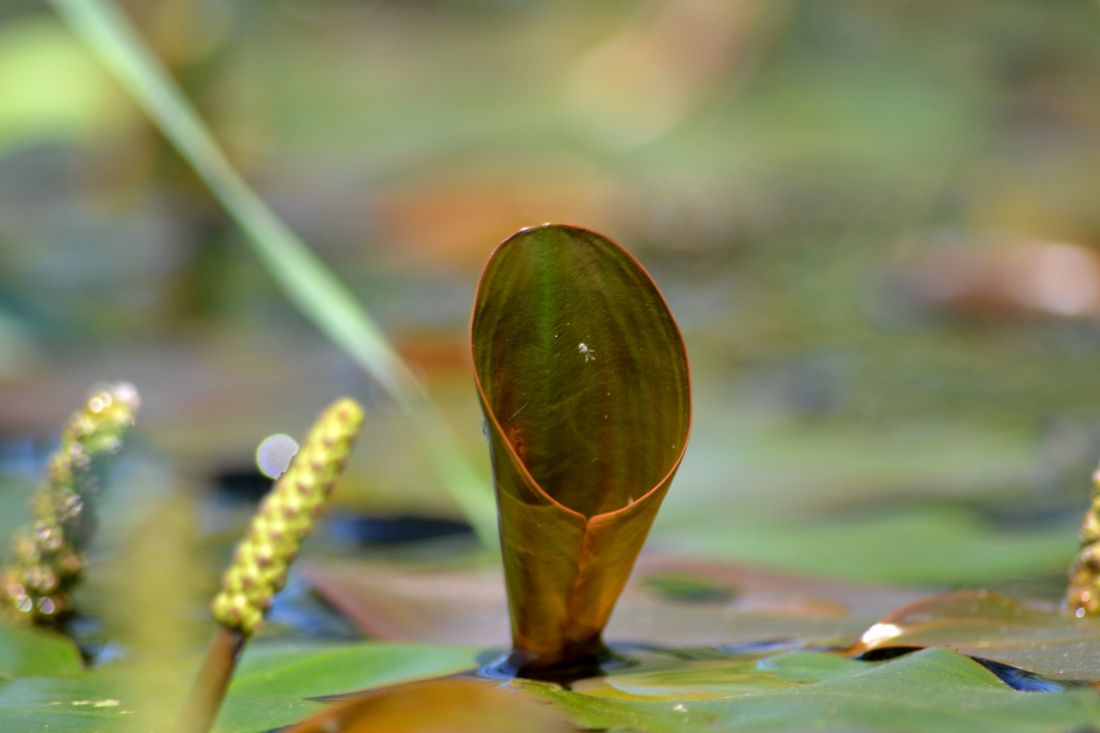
[[176, 626, 246, 733]]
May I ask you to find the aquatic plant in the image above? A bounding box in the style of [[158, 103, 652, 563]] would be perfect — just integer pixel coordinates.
[[178, 397, 364, 733], [0, 382, 139, 626], [472, 224, 691, 671], [1065, 465, 1100, 616]]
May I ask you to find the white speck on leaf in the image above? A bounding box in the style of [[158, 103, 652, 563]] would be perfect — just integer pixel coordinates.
[[860, 622, 902, 646], [578, 342, 596, 362]]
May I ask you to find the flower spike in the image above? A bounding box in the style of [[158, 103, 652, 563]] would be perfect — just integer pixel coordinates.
[[2, 382, 140, 625], [1066, 466, 1100, 617], [211, 398, 364, 635]]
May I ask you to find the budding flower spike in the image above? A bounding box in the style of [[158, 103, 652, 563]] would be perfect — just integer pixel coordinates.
[[1066, 465, 1100, 617], [1, 382, 139, 625], [180, 398, 364, 733], [212, 397, 365, 636]]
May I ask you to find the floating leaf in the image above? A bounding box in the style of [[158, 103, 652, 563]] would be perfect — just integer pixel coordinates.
[[227, 641, 477, 699], [284, 678, 574, 733], [659, 504, 1076, 585], [524, 647, 1100, 733], [0, 621, 82, 679], [559, 648, 865, 702], [0, 671, 133, 733], [852, 589, 1100, 681], [472, 224, 691, 670], [304, 555, 923, 651], [0, 641, 480, 732]]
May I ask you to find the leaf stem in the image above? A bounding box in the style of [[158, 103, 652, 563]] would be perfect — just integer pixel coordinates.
[[45, 0, 497, 550]]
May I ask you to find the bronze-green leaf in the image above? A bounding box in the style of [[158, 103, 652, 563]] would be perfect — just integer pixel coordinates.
[[283, 678, 575, 733], [851, 589, 1100, 681], [471, 224, 691, 671]]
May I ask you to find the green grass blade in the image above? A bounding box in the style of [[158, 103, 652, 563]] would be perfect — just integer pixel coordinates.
[[46, 0, 498, 549]]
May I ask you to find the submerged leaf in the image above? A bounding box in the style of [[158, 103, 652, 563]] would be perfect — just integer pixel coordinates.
[[472, 224, 691, 669], [852, 589, 1100, 681]]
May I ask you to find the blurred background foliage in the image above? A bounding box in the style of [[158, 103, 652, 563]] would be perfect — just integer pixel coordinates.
[[2, 0, 1100, 590]]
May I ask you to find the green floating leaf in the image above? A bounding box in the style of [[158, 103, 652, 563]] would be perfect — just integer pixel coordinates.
[[472, 224, 691, 670], [0, 621, 82, 679], [852, 589, 1100, 681], [215, 641, 481, 732], [559, 649, 862, 702], [525, 648, 1100, 733], [0, 672, 132, 733], [227, 641, 478, 699], [641, 573, 736, 604], [0, 642, 479, 733], [661, 505, 1076, 585]]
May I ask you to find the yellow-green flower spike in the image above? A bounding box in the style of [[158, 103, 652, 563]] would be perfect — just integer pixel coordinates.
[[212, 398, 364, 636], [2, 382, 140, 625], [1066, 466, 1100, 617]]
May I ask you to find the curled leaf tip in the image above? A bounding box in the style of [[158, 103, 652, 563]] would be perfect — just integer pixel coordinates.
[[1066, 466, 1100, 617], [2, 382, 140, 625], [212, 398, 364, 635]]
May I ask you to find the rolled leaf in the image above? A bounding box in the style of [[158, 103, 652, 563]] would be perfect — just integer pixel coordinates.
[[472, 224, 691, 670]]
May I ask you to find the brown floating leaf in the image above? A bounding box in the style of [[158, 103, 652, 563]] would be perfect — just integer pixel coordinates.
[[471, 224, 691, 669], [304, 555, 924, 650], [284, 678, 575, 733], [851, 589, 1100, 681]]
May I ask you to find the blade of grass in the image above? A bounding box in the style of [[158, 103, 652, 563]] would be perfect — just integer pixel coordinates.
[[46, 0, 497, 549]]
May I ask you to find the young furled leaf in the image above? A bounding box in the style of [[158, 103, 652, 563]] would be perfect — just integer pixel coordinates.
[[472, 224, 691, 671]]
